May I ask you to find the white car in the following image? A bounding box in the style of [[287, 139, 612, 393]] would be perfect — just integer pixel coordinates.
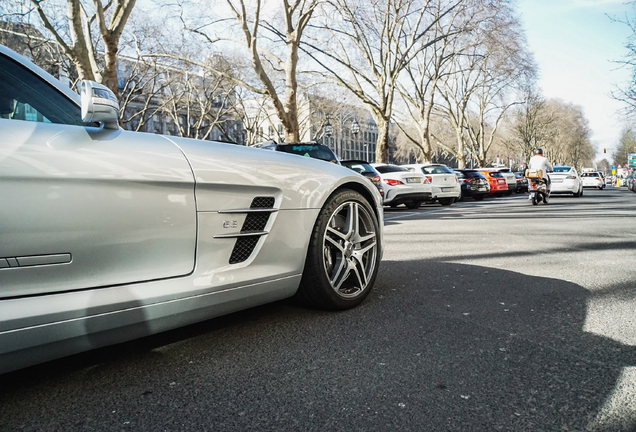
[[548, 166, 583, 196], [371, 163, 432, 208], [581, 172, 605, 189], [402, 163, 461, 205], [0, 44, 383, 373]]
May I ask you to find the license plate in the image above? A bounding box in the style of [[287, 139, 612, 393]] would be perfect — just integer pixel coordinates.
[[530, 192, 535, 198], [406, 178, 420, 183], [441, 188, 451, 192]]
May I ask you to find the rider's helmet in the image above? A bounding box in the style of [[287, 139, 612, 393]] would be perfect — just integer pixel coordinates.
[[534, 148, 543, 155]]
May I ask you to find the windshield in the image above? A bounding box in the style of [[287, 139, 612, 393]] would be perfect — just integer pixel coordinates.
[[581, 172, 600, 177], [342, 161, 377, 176], [553, 166, 572, 173], [277, 144, 338, 163], [375, 164, 407, 173], [457, 170, 483, 179], [420, 165, 454, 174]]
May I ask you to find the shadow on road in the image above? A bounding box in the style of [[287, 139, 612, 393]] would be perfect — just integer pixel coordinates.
[[0, 261, 635, 431]]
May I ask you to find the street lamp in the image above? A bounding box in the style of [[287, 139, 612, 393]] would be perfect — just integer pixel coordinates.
[[324, 116, 334, 137], [351, 119, 360, 135]]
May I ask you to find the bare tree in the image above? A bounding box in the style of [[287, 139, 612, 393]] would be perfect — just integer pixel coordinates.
[[22, 0, 137, 98], [505, 96, 595, 170], [152, 0, 319, 143], [395, 0, 488, 163], [504, 89, 554, 162], [611, 3, 636, 116], [431, 4, 534, 168], [304, 0, 466, 163], [613, 127, 636, 166]]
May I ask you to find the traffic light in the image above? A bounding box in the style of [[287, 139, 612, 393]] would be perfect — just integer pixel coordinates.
[[604, 148, 607, 153]]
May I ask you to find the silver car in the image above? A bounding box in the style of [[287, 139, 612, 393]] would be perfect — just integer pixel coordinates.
[[0, 45, 383, 373]]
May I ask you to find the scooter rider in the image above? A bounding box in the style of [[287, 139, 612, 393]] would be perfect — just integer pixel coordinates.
[[527, 148, 553, 190]]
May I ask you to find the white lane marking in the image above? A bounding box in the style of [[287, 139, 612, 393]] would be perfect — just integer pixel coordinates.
[[384, 195, 526, 221]]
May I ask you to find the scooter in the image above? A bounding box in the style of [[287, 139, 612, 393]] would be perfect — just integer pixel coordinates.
[[526, 170, 550, 205]]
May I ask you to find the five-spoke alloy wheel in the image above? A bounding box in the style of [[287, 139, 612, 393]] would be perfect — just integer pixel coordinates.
[[296, 190, 380, 310]]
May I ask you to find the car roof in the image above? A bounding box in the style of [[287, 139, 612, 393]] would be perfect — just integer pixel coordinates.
[[403, 163, 448, 167]]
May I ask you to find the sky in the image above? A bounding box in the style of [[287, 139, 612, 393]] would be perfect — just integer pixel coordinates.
[[517, 0, 634, 161]]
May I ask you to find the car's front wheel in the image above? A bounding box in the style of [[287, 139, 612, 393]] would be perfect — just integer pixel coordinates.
[[295, 190, 380, 310]]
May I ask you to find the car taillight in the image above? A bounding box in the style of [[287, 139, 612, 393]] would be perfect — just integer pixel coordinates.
[[372, 175, 381, 183], [384, 178, 405, 186], [424, 176, 432, 184]]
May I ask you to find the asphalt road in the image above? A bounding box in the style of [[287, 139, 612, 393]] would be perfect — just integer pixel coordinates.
[[2, 187, 636, 432]]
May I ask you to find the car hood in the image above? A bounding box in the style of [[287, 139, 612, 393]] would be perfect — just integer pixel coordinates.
[[163, 136, 382, 212]]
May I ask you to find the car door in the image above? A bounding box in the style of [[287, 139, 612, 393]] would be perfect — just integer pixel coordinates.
[[0, 51, 196, 298]]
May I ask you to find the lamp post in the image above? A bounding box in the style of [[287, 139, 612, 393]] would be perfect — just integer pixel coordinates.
[[349, 119, 360, 159], [351, 119, 360, 135], [324, 116, 334, 150]]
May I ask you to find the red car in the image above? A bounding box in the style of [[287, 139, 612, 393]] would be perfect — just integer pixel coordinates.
[[476, 169, 508, 196]]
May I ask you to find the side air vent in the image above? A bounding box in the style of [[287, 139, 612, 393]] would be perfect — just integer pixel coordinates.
[[251, 197, 275, 209], [229, 236, 261, 264], [226, 197, 276, 264], [242, 212, 270, 232], [216, 197, 277, 264]]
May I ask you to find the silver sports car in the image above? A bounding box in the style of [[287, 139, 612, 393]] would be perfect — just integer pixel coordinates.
[[0, 45, 383, 374]]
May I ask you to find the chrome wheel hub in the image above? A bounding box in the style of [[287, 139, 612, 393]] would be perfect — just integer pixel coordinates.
[[322, 201, 378, 298]]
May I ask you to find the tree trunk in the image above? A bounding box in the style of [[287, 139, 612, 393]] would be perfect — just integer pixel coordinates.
[[374, 116, 390, 163], [102, 37, 120, 100]]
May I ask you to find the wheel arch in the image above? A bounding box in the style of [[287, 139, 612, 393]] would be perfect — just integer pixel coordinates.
[[332, 181, 382, 221]]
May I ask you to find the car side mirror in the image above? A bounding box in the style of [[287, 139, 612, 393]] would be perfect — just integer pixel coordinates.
[[80, 80, 120, 129]]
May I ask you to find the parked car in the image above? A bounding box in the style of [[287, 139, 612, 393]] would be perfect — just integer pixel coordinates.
[[626, 172, 635, 192], [514, 172, 529, 193], [548, 166, 583, 196], [402, 163, 461, 205], [454, 169, 490, 201], [253, 141, 340, 164], [477, 168, 516, 195], [341, 160, 384, 198], [581, 171, 605, 189], [371, 163, 432, 208], [476, 169, 508, 196], [0, 44, 383, 374]]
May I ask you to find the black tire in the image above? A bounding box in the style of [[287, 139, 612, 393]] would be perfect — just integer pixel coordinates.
[[295, 189, 381, 310], [406, 200, 422, 209], [457, 190, 463, 202], [543, 194, 549, 204], [473, 194, 485, 201], [439, 198, 453, 206], [574, 189, 581, 197], [532, 196, 538, 205]]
